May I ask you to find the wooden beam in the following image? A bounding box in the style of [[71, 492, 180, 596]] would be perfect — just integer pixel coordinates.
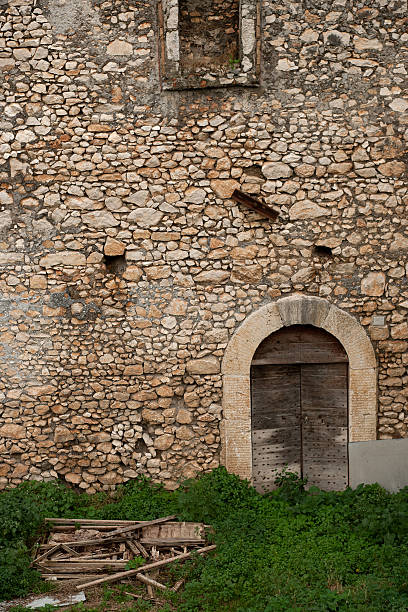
[[231, 189, 279, 221], [76, 545, 216, 590]]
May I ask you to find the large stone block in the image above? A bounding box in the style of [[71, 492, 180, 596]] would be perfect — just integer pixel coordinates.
[[277, 295, 331, 328]]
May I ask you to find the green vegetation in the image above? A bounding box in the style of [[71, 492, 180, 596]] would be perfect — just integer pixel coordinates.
[[2, 468, 408, 610]]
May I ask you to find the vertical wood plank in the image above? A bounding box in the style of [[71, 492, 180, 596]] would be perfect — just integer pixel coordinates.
[[251, 364, 301, 492]]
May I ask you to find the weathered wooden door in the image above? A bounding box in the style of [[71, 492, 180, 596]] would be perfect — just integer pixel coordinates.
[[251, 326, 348, 492]]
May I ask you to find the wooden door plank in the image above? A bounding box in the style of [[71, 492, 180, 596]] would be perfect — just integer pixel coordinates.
[[301, 363, 348, 491], [251, 364, 301, 492]]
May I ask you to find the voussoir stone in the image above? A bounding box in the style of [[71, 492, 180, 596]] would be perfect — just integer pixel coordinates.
[[186, 355, 220, 374]]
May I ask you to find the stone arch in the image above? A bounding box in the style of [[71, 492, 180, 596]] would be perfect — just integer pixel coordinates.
[[221, 295, 377, 481]]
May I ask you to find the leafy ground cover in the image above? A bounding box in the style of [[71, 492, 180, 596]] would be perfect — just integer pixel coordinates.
[[2, 468, 408, 611]]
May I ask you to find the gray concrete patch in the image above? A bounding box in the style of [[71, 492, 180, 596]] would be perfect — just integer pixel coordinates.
[[349, 439, 408, 492]]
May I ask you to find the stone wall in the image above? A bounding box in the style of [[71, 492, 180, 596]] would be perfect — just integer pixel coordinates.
[[0, 0, 407, 491]]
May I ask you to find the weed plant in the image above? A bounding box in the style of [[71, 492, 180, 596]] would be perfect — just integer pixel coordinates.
[[2, 468, 408, 611]]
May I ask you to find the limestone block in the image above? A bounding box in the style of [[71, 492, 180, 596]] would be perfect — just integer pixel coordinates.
[[65, 473, 81, 484], [0, 211, 12, 233], [176, 409, 192, 424], [165, 299, 187, 315], [145, 266, 171, 280], [354, 37, 383, 51], [361, 272, 386, 296], [222, 375, 251, 420], [30, 275, 47, 289], [186, 356, 220, 374], [107, 40, 133, 56], [142, 409, 164, 424], [231, 264, 263, 283], [327, 162, 353, 174], [124, 364, 143, 375], [11, 464, 28, 478], [390, 233, 408, 251], [389, 98, 408, 112], [349, 369, 377, 442], [154, 434, 174, 450], [123, 266, 142, 281], [125, 191, 150, 206], [26, 385, 57, 397], [289, 200, 328, 219], [378, 161, 405, 177], [54, 426, 75, 443], [195, 270, 229, 283], [0, 58, 15, 71], [205, 329, 229, 344], [262, 162, 292, 179], [223, 418, 252, 480], [0, 253, 24, 265], [82, 210, 120, 228], [294, 164, 315, 177], [391, 323, 408, 339], [0, 191, 13, 206], [176, 425, 194, 440], [127, 208, 163, 227], [40, 252, 86, 267], [0, 424, 26, 439], [104, 237, 125, 256], [210, 179, 240, 198], [291, 267, 315, 283], [230, 245, 258, 260], [184, 187, 206, 204]]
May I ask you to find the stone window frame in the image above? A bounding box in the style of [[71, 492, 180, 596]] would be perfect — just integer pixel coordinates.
[[220, 295, 378, 483], [159, 0, 260, 90]]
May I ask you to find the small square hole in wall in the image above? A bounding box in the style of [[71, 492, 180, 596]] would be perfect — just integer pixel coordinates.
[[104, 254, 127, 276], [313, 245, 333, 257], [160, 0, 260, 90]]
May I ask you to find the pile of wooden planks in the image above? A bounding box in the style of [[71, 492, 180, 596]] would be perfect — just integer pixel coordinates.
[[32, 516, 215, 595]]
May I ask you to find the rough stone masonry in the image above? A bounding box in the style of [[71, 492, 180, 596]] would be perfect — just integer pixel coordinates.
[[0, 0, 407, 491]]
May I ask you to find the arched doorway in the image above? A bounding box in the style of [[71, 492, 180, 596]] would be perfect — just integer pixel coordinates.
[[251, 325, 349, 491], [221, 295, 377, 488]]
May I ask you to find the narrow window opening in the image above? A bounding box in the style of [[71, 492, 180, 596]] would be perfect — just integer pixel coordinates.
[[161, 0, 259, 90], [313, 245, 333, 257], [103, 255, 127, 276], [179, 0, 240, 76]]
